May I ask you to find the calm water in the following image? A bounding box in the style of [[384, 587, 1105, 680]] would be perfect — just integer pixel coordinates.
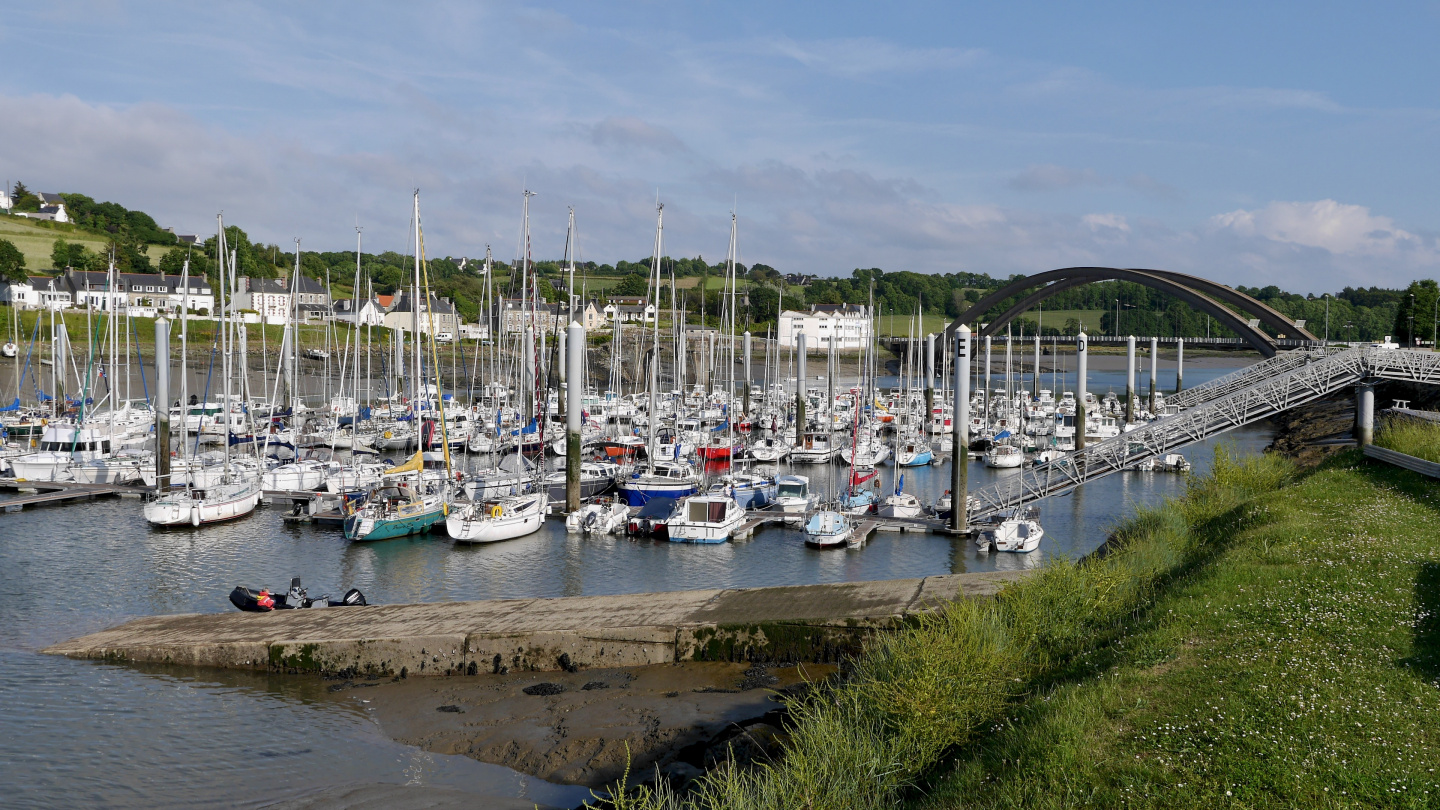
[[0, 359, 1268, 808]]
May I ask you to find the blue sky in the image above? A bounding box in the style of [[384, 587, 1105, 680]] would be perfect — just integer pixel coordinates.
[[2, 1, 1437, 292]]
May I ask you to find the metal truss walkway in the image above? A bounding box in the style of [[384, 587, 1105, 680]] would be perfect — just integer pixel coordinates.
[[966, 347, 1440, 522]]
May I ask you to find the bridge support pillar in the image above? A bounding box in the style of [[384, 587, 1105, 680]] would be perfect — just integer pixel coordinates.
[[1356, 383, 1375, 447], [1076, 332, 1088, 451], [925, 333, 935, 428], [1125, 335, 1136, 424], [952, 326, 970, 532], [1176, 338, 1184, 392]]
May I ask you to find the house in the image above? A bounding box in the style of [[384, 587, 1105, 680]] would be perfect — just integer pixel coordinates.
[[578, 300, 606, 330], [384, 289, 464, 336], [777, 303, 871, 350], [18, 203, 67, 223], [602, 301, 656, 323], [0, 189, 11, 211], [499, 297, 563, 334], [61, 269, 214, 315], [332, 297, 387, 327], [233, 275, 329, 325], [0, 278, 36, 307], [28, 276, 73, 310], [784, 274, 816, 287]]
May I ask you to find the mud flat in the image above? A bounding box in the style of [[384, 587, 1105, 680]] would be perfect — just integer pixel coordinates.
[[43, 572, 1028, 678]]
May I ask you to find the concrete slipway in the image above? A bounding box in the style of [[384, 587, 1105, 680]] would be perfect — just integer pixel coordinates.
[[43, 571, 1028, 677]]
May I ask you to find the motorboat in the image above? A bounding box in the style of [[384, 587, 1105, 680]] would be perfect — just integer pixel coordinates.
[[543, 460, 619, 501], [626, 496, 679, 539], [791, 431, 837, 464], [261, 458, 333, 491], [325, 462, 390, 494], [71, 452, 147, 485], [617, 460, 701, 507], [447, 492, 547, 544], [803, 510, 854, 548], [9, 423, 113, 481], [773, 475, 816, 523], [565, 498, 629, 535], [977, 506, 1044, 553], [665, 494, 744, 544], [229, 577, 367, 612], [983, 444, 1025, 469], [707, 472, 775, 509]]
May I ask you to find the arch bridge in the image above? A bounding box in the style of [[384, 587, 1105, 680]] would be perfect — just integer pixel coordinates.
[[942, 267, 1318, 358]]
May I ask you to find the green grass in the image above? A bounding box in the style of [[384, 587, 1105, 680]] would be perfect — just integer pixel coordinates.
[[601, 447, 1440, 809], [1376, 416, 1440, 465], [876, 313, 952, 337], [0, 215, 169, 270], [1012, 308, 1105, 333], [918, 451, 1440, 809]]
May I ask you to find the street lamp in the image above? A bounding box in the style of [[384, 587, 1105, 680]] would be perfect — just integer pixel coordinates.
[[1410, 294, 1416, 347]]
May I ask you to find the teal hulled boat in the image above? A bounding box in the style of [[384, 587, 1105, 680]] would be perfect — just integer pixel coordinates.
[[342, 484, 447, 541]]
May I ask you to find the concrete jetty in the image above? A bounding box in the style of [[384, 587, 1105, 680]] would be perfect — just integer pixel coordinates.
[[43, 571, 1029, 677]]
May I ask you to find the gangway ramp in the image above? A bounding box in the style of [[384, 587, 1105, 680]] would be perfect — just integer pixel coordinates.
[[967, 347, 1440, 522]]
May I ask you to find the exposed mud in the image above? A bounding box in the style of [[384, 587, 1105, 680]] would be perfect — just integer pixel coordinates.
[[345, 661, 835, 789]]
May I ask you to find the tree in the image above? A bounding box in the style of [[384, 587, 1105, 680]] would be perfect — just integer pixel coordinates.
[[612, 272, 649, 297], [52, 238, 71, 269], [748, 283, 780, 324], [0, 239, 26, 282], [1393, 279, 1440, 346]]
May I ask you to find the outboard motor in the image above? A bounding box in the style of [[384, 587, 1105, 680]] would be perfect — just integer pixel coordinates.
[[334, 588, 366, 607]]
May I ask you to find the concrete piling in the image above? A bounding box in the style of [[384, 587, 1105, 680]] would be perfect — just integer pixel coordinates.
[[1149, 336, 1159, 414], [566, 320, 584, 511], [1176, 338, 1184, 392], [951, 325, 970, 532], [796, 334, 806, 445], [1076, 331, 1088, 451], [742, 331, 752, 416], [1356, 383, 1375, 446], [154, 317, 170, 491], [925, 333, 935, 426], [1125, 335, 1136, 424]]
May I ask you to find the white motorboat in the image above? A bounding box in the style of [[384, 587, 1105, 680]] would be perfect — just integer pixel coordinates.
[[877, 491, 923, 519], [71, 452, 147, 485], [665, 494, 744, 544], [773, 474, 816, 517], [983, 444, 1025, 469], [803, 510, 854, 548], [565, 498, 629, 535], [144, 476, 262, 527], [325, 462, 390, 494], [447, 492, 548, 544], [978, 507, 1044, 553], [9, 423, 113, 482], [791, 431, 837, 464]]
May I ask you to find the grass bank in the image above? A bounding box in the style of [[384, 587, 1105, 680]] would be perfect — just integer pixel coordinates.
[[1377, 415, 1440, 464], [606, 448, 1440, 809]]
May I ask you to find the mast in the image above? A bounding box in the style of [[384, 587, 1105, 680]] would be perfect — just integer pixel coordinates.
[[645, 201, 664, 469]]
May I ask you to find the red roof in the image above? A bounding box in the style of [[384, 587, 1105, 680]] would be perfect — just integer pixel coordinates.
[[376, 294, 395, 308]]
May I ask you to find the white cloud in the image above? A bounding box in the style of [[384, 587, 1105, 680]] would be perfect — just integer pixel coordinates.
[[1209, 199, 1430, 256]]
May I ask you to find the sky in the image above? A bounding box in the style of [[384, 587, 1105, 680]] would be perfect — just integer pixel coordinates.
[[2, 1, 1438, 293]]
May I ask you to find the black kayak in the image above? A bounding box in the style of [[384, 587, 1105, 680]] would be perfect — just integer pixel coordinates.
[[230, 577, 367, 612]]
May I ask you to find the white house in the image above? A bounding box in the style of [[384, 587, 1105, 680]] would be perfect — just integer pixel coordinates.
[[0, 278, 36, 307], [384, 289, 463, 336], [28, 276, 73, 310], [64, 269, 214, 315], [332, 297, 387, 327], [603, 302, 657, 323], [499, 297, 563, 334], [778, 303, 872, 350]]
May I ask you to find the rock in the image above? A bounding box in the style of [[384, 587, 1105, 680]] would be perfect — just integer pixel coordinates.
[[522, 682, 566, 696], [436, 704, 464, 713], [703, 723, 787, 770], [738, 666, 778, 691], [658, 761, 703, 791], [581, 681, 609, 691], [558, 652, 578, 673]]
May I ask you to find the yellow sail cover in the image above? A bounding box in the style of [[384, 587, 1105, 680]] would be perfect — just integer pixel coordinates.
[[384, 450, 423, 475]]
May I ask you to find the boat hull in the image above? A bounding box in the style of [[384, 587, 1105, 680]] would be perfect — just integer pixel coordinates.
[[343, 508, 445, 541]]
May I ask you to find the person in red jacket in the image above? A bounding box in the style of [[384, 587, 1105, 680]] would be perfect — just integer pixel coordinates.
[[256, 590, 275, 610]]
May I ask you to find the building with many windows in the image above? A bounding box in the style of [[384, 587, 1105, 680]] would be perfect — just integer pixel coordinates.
[[777, 303, 872, 350], [233, 276, 329, 324]]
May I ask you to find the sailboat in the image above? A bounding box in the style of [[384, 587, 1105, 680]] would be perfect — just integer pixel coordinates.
[[447, 189, 549, 543], [346, 194, 455, 541], [145, 219, 262, 526], [877, 470, 923, 518], [618, 201, 700, 506]]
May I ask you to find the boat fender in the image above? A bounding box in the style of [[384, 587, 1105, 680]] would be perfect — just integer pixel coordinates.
[[489, 504, 503, 518], [190, 505, 201, 527]]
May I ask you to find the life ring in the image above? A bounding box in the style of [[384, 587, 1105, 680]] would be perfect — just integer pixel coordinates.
[[489, 504, 504, 518]]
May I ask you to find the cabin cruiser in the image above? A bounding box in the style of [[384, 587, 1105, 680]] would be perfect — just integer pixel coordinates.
[[977, 506, 1044, 553], [791, 431, 837, 464], [9, 423, 113, 481], [773, 475, 816, 523], [617, 460, 701, 507], [665, 494, 744, 544], [708, 472, 776, 509], [543, 460, 620, 501]]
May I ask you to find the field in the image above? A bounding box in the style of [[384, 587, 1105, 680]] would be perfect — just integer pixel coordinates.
[[0, 215, 171, 271]]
